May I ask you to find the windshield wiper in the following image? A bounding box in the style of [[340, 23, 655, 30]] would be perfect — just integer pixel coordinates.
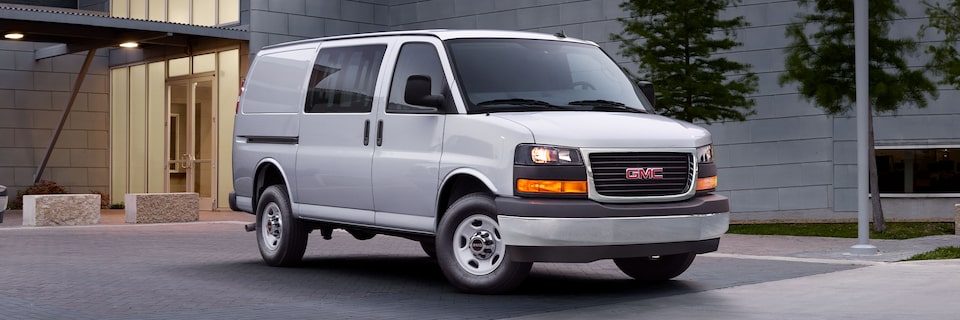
[[476, 99, 572, 110], [567, 100, 646, 113]]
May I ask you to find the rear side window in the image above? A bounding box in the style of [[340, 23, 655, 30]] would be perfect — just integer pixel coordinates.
[[243, 48, 314, 114], [305, 44, 387, 113]]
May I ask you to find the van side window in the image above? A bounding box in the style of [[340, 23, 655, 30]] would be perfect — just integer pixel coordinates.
[[305, 44, 386, 113], [387, 42, 448, 113]]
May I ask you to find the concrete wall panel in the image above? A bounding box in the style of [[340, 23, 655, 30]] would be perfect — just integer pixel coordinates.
[[833, 164, 857, 189], [288, 15, 326, 37], [251, 10, 289, 34], [834, 188, 857, 212], [415, 0, 455, 22], [779, 185, 830, 210], [477, 10, 519, 30], [749, 115, 833, 143], [800, 161, 833, 186], [560, 0, 604, 25], [729, 188, 779, 212], [0, 70, 35, 90], [267, 0, 305, 14], [516, 5, 562, 30], [454, 0, 495, 16], [390, 3, 417, 25], [602, 0, 628, 19], [343, 0, 377, 23]]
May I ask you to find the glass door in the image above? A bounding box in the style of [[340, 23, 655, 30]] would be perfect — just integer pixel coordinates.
[[167, 77, 217, 210]]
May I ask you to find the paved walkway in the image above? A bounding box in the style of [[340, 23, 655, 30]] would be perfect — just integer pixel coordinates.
[[714, 233, 960, 263]]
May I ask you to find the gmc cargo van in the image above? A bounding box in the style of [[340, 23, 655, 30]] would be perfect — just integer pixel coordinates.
[[231, 30, 729, 294]]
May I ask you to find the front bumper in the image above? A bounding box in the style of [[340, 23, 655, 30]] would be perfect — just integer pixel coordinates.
[[495, 194, 729, 262], [498, 212, 728, 247]]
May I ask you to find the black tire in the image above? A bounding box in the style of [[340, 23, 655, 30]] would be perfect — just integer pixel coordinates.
[[436, 193, 532, 294], [256, 185, 308, 267], [420, 240, 437, 259], [613, 253, 696, 282]]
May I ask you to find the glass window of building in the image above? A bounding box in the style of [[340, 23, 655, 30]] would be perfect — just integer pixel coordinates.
[[192, 0, 216, 26], [193, 53, 216, 73], [876, 147, 960, 194], [169, 57, 190, 77], [111, 0, 239, 26]]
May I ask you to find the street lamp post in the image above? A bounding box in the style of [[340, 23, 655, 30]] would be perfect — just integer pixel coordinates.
[[850, 0, 878, 255]]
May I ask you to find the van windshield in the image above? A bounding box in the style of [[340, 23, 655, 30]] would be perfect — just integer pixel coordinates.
[[446, 38, 650, 114]]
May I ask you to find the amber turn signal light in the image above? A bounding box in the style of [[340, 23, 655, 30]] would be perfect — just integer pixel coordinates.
[[696, 176, 717, 191], [517, 179, 587, 194]]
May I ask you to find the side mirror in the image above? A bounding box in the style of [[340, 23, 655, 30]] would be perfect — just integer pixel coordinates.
[[637, 80, 655, 109], [405, 75, 444, 108]]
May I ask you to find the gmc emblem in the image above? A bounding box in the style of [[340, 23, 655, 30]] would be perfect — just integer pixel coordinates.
[[625, 167, 664, 180]]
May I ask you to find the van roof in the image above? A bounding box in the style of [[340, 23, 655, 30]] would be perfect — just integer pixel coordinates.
[[261, 29, 598, 50]]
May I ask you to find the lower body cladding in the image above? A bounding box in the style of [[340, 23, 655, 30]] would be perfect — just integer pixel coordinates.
[[495, 194, 730, 263]]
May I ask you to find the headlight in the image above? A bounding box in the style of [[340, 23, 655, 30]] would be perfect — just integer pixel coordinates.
[[696, 145, 717, 192], [696, 145, 714, 163], [515, 144, 583, 165]]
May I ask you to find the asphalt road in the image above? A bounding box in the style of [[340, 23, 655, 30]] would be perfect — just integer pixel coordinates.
[[0, 221, 864, 320]]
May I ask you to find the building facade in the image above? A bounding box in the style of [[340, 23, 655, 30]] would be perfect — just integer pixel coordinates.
[[0, 0, 956, 220]]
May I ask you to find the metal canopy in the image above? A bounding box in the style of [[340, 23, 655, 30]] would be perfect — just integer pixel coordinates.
[[0, 4, 248, 60]]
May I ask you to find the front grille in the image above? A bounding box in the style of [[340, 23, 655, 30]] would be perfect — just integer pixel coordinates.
[[588, 152, 693, 197]]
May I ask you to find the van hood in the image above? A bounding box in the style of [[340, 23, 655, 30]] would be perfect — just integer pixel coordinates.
[[490, 112, 712, 148]]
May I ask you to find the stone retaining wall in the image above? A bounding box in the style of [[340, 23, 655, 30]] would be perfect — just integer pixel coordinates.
[[125, 193, 199, 224], [22, 194, 100, 226]]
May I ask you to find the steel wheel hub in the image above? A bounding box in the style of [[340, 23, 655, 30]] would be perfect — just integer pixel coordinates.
[[469, 230, 496, 260], [261, 203, 282, 250], [453, 214, 505, 276]]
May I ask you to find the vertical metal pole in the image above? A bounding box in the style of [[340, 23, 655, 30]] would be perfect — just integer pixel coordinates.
[[34, 49, 97, 183], [850, 0, 878, 255]]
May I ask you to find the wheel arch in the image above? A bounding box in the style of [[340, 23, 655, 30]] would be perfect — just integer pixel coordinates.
[[253, 158, 294, 211], [436, 169, 498, 228]]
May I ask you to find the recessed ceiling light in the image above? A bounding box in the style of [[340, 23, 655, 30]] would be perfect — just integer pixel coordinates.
[[119, 42, 139, 48], [4, 33, 24, 40]]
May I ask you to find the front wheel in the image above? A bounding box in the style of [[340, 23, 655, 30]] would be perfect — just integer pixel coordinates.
[[614, 253, 696, 282], [436, 193, 531, 294], [256, 185, 308, 267]]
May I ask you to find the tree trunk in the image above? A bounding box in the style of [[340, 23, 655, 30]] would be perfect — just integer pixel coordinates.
[[868, 109, 887, 232]]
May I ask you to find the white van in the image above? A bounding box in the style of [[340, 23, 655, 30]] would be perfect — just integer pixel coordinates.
[[231, 30, 729, 294]]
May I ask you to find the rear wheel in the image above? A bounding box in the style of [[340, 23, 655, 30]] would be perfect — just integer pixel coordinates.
[[436, 193, 531, 294], [614, 253, 696, 282], [256, 185, 308, 267]]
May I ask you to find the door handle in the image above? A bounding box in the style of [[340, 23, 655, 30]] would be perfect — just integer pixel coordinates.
[[363, 120, 370, 146], [376, 120, 383, 147], [181, 154, 191, 169]]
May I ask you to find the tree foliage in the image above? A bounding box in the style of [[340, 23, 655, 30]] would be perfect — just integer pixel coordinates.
[[612, 0, 757, 124], [779, 0, 937, 114], [780, 0, 938, 232], [924, 0, 960, 87]]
